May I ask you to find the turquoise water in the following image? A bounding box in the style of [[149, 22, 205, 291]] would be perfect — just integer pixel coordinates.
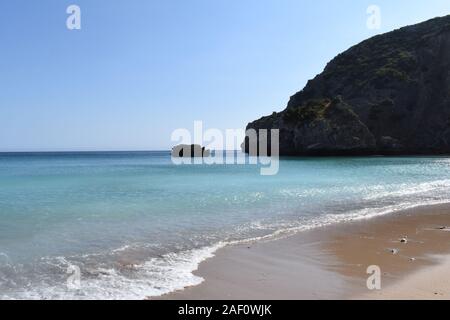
[[1, 152, 450, 299]]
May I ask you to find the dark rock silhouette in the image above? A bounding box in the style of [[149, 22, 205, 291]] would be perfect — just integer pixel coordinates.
[[244, 15, 450, 156], [172, 144, 211, 158]]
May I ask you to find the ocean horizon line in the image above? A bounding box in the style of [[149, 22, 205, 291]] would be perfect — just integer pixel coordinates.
[[0, 149, 244, 155]]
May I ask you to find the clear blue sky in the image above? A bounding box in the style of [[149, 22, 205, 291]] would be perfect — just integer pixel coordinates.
[[1, 0, 449, 151]]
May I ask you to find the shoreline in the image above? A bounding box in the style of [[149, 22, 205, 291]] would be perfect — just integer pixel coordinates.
[[158, 203, 450, 300]]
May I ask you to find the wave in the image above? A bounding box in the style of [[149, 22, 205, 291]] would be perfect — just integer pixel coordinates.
[[362, 179, 450, 201], [4, 181, 450, 300], [4, 244, 223, 300]]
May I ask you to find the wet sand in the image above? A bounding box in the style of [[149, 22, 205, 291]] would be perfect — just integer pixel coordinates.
[[160, 203, 450, 300]]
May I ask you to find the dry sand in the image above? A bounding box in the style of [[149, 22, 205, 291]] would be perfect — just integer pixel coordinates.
[[159, 203, 450, 300]]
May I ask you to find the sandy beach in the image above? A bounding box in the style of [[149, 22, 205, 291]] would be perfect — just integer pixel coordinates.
[[161, 204, 450, 300]]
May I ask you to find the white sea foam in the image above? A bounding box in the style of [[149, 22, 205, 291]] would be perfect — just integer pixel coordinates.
[[7, 244, 224, 300]]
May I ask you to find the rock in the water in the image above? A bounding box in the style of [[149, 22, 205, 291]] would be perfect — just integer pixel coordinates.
[[172, 144, 211, 158], [244, 15, 450, 156]]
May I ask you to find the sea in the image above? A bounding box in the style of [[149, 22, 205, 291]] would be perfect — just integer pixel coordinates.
[[0, 151, 449, 299]]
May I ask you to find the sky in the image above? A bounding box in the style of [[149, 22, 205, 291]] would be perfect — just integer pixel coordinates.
[[0, 0, 449, 151]]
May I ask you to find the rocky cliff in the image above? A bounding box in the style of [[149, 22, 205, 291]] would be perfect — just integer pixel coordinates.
[[244, 15, 450, 156]]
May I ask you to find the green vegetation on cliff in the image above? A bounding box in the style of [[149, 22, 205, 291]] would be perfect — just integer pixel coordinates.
[[245, 15, 450, 156]]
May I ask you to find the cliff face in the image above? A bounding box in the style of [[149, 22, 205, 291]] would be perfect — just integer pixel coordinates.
[[244, 15, 450, 156]]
